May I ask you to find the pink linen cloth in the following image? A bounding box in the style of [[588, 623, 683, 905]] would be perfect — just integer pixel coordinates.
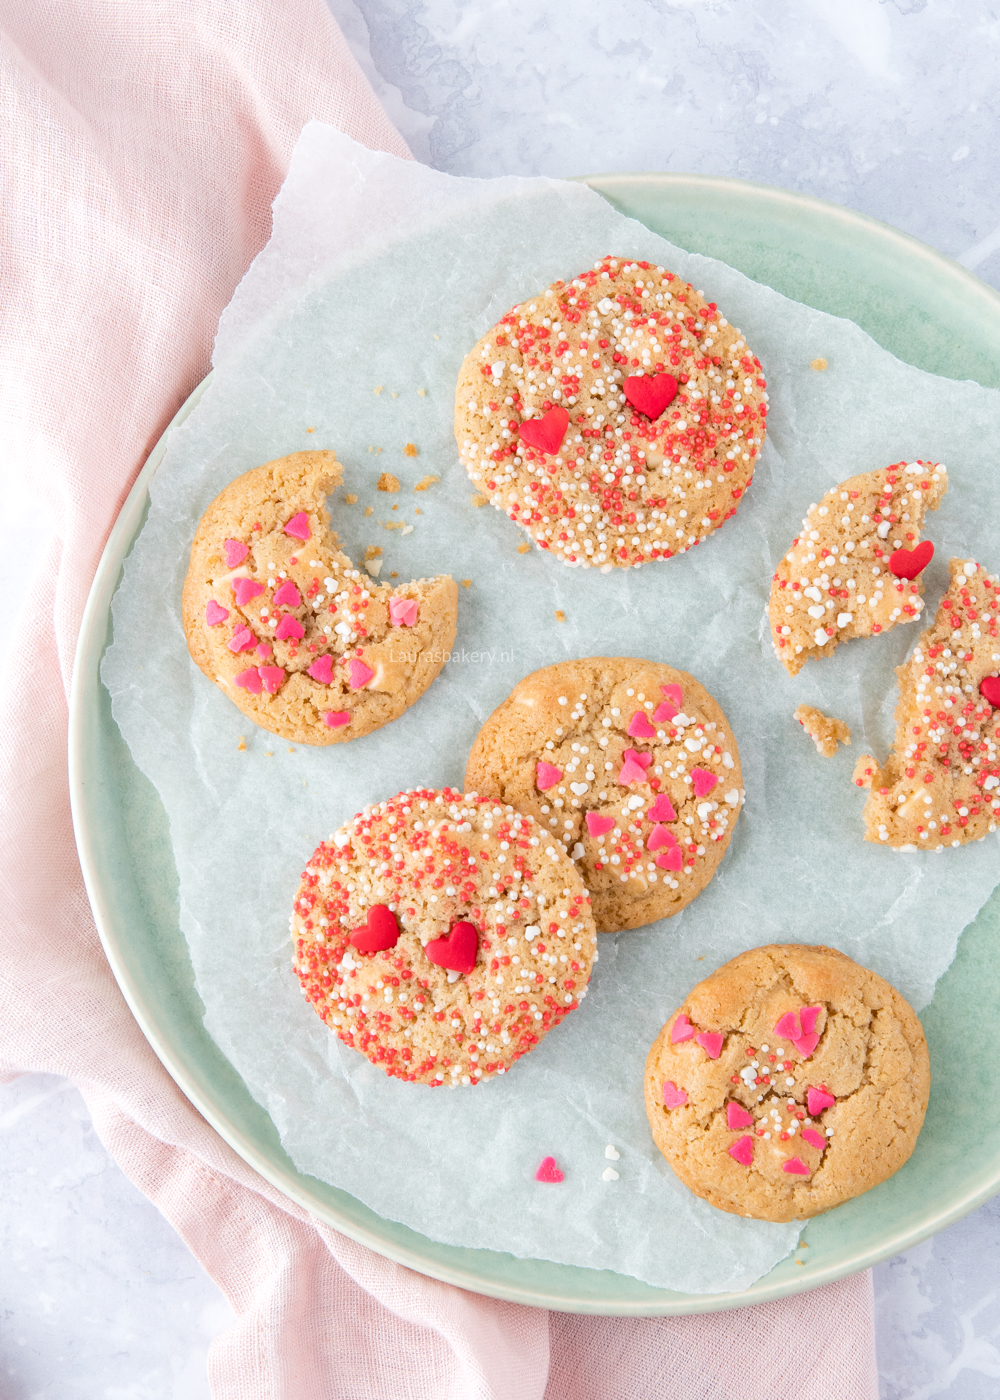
[[0, 3, 878, 1395]]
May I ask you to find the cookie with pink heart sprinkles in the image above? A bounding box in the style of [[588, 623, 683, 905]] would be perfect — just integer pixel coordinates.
[[453, 256, 767, 570], [182, 450, 457, 745], [291, 787, 598, 1086], [644, 944, 929, 1222], [464, 657, 744, 933]]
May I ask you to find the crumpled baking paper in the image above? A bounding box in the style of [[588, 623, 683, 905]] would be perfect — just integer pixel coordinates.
[[102, 125, 1000, 1293]]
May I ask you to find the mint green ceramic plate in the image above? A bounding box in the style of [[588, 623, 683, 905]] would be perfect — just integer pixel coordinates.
[[69, 174, 1000, 1315]]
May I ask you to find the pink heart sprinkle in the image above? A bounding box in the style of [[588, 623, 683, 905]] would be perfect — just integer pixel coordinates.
[[617, 758, 645, 786], [782, 1157, 811, 1176], [536, 761, 563, 791], [223, 539, 249, 569], [228, 625, 256, 653], [257, 665, 285, 694], [273, 580, 301, 608], [624, 747, 652, 769], [389, 597, 419, 627], [535, 1155, 564, 1183], [275, 613, 305, 641], [691, 767, 718, 799], [806, 1086, 835, 1116], [653, 699, 678, 722], [349, 659, 374, 689], [696, 1031, 724, 1059], [793, 1032, 820, 1058], [308, 654, 334, 684], [800, 1128, 827, 1152], [660, 683, 683, 709], [205, 600, 229, 626], [234, 666, 262, 695], [726, 1101, 753, 1130], [233, 577, 265, 606], [585, 811, 616, 837], [670, 1013, 695, 1044], [799, 1006, 821, 1035], [662, 1080, 688, 1109], [628, 710, 656, 739], [728, 1135, 754, 1167], [283, 511, 311, 541], [647, 823, 676, 852], [656, 846, 683, 870], [648, 794, 677, 823], [324, 711, 350, 728], [774, 1011, 801, 1041], [256, 643, 272, 658]]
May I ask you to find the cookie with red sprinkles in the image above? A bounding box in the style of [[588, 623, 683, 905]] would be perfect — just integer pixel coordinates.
[[182, 451, 457, 744], [645, 944, 929, 1222], [769, 460, 947, 675], [454, 257, 767, 569], [464, 658, 744, 933], [291, 787, 598, 1086], [854, 556, 1000, 850]]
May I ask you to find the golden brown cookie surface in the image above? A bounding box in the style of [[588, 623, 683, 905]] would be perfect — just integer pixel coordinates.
[[769, 461, 947, 675], [291, 787, 597, 1085], [644, 944, 930, 1222], [182, 450, 457, 744], [454, 256, 767, 570], [855, 556, 1000, 850], [464, 658, 744, 933], [794, 704, 851, 757]]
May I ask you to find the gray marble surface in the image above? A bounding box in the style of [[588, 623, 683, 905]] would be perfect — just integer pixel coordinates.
[[5, 2, 1000, 1395]]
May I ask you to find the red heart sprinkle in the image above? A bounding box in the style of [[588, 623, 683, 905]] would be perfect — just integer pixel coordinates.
[[517, 405, 569, 455], [535, 1155, 564, 1183], [888, 540, 933, 579], [623, 373, 678, 420], [424, 919, 478, 975], [350, 904, 400, 954], [981, 676, 1000, 708]]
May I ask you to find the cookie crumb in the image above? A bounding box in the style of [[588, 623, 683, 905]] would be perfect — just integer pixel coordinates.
[[390, 571, 399, 578], [377, 472, 400, 492], [434, 334, 440, 340], [795, 704, 851, 756], [306, 426, 315, 433], [417, 388, 427, 396], [414, 475, 439, 491], [287, 747, 296, 753], [365, 546, 382, 560], [795, 1259, 806, 1266], [471, 493, 488, 507], [810, 358, 828, 371], [461, 578, 471, 588], [373, 385, 383, 394], [517, 543, 532, 554], [554, 609, 565, 622], [237, 736, 246, 751], [365, 506, 374, 517], [414, 508, 422, 515], [853, 755, 879, 789], [404, 442, 419, 458], [392, 392, 398, 399], [265, 750, 273, 757], [344, 494, 358, 504]]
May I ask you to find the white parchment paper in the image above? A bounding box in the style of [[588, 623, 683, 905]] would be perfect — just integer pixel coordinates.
[[103, 126, 1000, 1293]]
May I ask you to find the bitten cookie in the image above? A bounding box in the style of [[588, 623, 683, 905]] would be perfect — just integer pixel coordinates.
[[291, 787, 598, 1085], [769, 461, 947, 675], [182, 451, 457, 744], [855, 556, 1000, 850], [644, 944, 930, 1222], [454, 256, 767, 570], [464, 658, 744, 933]]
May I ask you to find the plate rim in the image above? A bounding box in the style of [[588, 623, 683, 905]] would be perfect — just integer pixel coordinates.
[[69, 170, 1000, 1315]]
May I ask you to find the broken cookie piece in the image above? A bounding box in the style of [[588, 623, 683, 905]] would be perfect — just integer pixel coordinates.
[[795, 704, 851, 757], [857, 556, 1000, 850], [769, 461, 947, 676]]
